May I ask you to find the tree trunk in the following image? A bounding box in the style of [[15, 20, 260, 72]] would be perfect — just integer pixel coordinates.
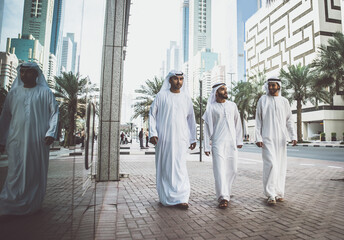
[[297, 100, 302, 142]]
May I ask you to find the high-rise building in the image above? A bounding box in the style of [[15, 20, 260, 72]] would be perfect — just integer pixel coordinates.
[[47, 53, 57, 88], [50, 0, 64, 55], [0, 51, 18, 89], [50, 0, 65, 76], [192, 48, 218, 98], [0, 0, 24, 52], [9, 34, 44, 67], [165, 41, 181, 74], [181, 0, 189, 63], [66, 33, 77, 73], [22, 0, 54, 74], [189, 0, 211, 59], [61, 33, 78, 73], [244, 0, 344, 141], [61, 36, 73, 73], [188, 0, 212, 98]]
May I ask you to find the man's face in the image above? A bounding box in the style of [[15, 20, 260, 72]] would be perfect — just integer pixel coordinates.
[[216, 85, 228, 100], [268, 82, 280, 96], [20, 67, 38, 86], [169, 75, 184, 91]]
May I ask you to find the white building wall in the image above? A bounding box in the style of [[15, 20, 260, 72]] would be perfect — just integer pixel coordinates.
[[47, 53, 57, 89], [0, 51, 18, 89], [244, 0, 344, 141]]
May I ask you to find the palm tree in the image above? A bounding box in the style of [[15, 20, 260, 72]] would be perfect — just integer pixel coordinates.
[[280, 64, 330, 142], [132, 76, 163, 122], [312, 32, 344, 103], [54, 72, 89, 146], [248, 72, 266, 118], [232, 81, 253, 125], [192, 97, 208, 124]]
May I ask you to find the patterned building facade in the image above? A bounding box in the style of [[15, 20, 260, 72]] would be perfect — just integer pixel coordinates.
[[244, 0, 344, 141]]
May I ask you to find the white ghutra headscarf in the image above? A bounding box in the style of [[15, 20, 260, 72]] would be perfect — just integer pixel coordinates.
[[265, 76, 282, 96], [10, 62, 49, 90], [202, 82, 226, 138], [159, 70, 189, 95]]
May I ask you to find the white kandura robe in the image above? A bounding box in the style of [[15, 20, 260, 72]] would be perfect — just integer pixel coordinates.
[[255, 95, 296, 199], [149, 90, 196, 206], [203, 101, 243, 202], [0, 85, 59, 215]]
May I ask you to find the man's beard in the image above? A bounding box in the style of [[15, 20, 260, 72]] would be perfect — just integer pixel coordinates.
[[269, 89, 279, 95], [218, 93, 228, 99]]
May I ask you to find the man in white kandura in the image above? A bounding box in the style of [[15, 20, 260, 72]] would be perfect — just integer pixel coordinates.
[[255, 77, 297, 205], [149, 70, 196, 210], [203, 83, 243, 209], [0, 62, 59, 215]]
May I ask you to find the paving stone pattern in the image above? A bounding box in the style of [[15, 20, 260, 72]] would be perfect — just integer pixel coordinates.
[[0, 152, 343, 240]]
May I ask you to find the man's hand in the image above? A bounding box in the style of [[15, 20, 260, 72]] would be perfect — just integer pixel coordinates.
[[189, 142, 196, 150], [150, 136, 158, 145], [291, 140, 297, 146], [256, 142, 263, 148], [205, 151, 210, 156], [0, 144, 5, 154], [45, 136, 55, 146]]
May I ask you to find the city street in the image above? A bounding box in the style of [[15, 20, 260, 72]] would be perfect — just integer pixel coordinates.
[[0, 144, 343, 239], [239, 144, 344, 162]]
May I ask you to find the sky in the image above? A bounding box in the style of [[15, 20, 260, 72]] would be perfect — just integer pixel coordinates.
[[63, 0, 182, 95], [1, 0, 259, 124]]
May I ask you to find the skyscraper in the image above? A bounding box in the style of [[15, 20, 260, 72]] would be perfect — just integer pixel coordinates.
[[50, 0, 65, 56], [182, 0, 189, 63], [165, 41, 181, 74], [188, 0, 212, 97], [61, 33, 78, 73], [189, 0, 211, 59], [22, 0, 54, 73]]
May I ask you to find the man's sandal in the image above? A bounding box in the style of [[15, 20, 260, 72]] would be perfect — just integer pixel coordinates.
[[218, 199, 229, 209], [267, 197, 276, 205], [275, 197, 284, 202], [175, 203, 189, 210]]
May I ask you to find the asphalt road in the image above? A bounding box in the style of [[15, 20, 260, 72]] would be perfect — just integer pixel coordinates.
[[239, 144, 344, 162]]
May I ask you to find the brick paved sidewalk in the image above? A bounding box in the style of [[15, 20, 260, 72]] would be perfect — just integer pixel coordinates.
[[0, 150, 343, 239]]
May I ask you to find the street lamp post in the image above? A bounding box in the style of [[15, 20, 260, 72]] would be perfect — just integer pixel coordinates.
[[199, 79, 202, 162]]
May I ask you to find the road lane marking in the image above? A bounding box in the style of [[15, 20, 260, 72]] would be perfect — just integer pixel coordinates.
[[299, 164, 315, 166], [328, 166, 342, 169], [287, 149, 300, 152]]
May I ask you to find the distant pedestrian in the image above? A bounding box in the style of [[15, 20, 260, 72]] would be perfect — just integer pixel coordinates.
[[203, 83, 243, 209], [0, 62, 59, 215], [145, 131, 149, 147], [80, 129, 85, 147], [149, 70, 196, 209], [139, 128, 144, 149], [255, 76, 297, 205], [120, 132, 125, 144]]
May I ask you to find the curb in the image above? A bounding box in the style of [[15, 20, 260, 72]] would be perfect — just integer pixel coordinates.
[[120, 152, 155, 155]]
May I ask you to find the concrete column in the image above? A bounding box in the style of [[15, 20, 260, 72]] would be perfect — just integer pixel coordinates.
[[98, 0, 130, 181]]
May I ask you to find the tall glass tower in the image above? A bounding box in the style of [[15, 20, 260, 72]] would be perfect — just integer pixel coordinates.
[[182, 0, 189, 63], [50, 0, 65, 55], [22, 0, 54, 72]]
